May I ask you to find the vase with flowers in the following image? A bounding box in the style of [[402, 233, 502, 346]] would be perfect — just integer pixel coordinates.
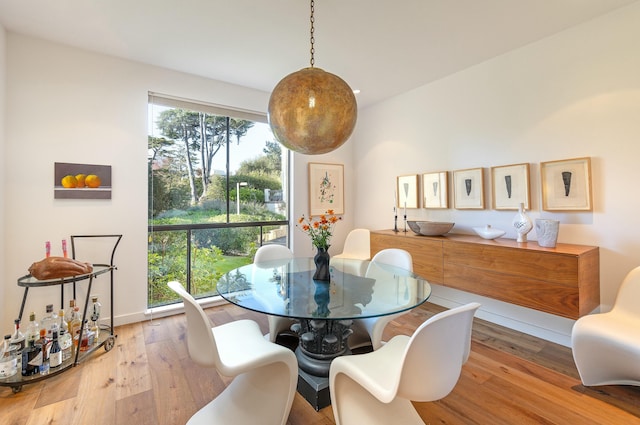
[[297, 210, 342, 281]]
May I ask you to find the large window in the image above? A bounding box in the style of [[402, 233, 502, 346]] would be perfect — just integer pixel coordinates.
[[148, 93, 289, 307]]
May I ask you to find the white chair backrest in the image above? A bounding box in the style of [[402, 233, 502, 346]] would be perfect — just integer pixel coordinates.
[[612, 266, 640, 315], [254, 244, 293, 264], [168, 281, 221, 370], [340, 229, 371, 259], [397, 302, 480, 402], [371, 248, 413, 271]]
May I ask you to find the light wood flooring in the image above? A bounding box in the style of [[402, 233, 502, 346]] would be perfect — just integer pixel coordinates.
[[1, 302, 639, 425]]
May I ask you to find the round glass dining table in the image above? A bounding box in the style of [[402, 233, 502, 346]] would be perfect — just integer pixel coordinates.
[[216, 257, 431, 377]]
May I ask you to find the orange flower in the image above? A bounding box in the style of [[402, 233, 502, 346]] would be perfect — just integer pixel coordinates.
[[296, 210, 342, 249]]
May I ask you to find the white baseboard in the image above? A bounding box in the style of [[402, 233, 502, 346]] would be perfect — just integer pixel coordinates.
[[110, 296, 228, 327]]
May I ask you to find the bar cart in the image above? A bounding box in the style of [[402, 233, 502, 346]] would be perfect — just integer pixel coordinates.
[[0, 234, 121, 393]]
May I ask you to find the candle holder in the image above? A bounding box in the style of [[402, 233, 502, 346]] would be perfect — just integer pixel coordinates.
[[403, 213, 408, 233], [393, 213, 399, 232]]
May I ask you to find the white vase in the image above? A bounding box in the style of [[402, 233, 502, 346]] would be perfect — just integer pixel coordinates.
[[512, 202, 533, 243], [535, 219, 560, 248]]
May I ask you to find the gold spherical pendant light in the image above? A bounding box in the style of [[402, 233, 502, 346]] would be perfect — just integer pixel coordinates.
[[268, 0, 357, 155]]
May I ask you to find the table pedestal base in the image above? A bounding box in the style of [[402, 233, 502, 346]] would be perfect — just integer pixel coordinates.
[[297, 369, 331, 411], [290, 317, 354, 410], [292, 318, 353, 377]]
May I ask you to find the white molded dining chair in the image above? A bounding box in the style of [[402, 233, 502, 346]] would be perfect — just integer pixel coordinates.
[[571, 266, 640, 387], [350, 248, 414, 350], [254, 244, 297, 342], [334, 228, 371, 260], [168, 281, 298, 425], [330, 302, 481, 425]]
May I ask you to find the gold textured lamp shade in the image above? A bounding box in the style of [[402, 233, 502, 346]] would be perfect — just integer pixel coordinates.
[[268, 67, 357, 155]]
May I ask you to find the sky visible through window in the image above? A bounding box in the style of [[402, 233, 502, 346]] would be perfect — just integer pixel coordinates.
[[148, 104, 275, 174]]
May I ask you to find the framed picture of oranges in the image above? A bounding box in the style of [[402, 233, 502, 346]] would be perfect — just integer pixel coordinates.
[[54, 162, 112, 199]]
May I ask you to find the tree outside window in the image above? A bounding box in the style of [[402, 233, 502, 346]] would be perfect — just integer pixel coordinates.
[[147, 94, 289, 307]]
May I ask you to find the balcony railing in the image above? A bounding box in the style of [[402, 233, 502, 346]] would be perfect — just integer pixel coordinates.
[[148, 220, 289, 307]]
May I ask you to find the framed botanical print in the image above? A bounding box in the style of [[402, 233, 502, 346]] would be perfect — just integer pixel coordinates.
[[541, 157, 592, 211], [491, 163, 530, 210], [397, 174, 419, 209], [422, 171, 448, 209], [453, 167, 484, 209], [309, 162, 344, 215]]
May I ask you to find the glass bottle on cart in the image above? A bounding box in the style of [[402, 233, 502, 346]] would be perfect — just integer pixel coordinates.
[[10, 318, 25, 352], [90, 295, 101, 343], [0, 335, 18, 378], [42, 304, 58, 340], [49, 331, 62, 368], [25, 312, 40, 347], [21, 340, 40, 376]]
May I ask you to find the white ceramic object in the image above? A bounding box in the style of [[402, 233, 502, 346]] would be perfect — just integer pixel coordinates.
[[535, 219, 560, 248], [473, 225, 506, 240], [512, 202, 533, 242], [407, 221, 454, 236]]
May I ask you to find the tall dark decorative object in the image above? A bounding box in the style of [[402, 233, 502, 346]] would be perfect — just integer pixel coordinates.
[[313, 247, 331, 282], [297, 210, 342, 282]]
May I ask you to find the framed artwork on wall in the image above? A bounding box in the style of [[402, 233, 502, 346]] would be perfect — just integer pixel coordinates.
[[54, 162, 112, 199], [541, 157, 592, 211], [491, 163, 530, 210], [397, 174, 419, 209], [309, 162, 344, 215], [422, 171, 448, 209], [453, 167, 484, 209]]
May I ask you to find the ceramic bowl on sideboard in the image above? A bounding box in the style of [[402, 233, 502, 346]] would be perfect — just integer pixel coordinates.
[[473, 225, 506, 240], [407, 221, 455, 236]]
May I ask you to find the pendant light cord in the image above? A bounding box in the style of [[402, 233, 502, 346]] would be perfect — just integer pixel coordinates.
[[309, 0, 315, 68]]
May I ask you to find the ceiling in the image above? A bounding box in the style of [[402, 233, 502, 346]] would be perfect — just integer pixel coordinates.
[[0, 0, 636, 108]]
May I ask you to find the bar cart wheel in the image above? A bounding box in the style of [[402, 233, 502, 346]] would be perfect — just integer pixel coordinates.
[[104, 335, 115, 352]]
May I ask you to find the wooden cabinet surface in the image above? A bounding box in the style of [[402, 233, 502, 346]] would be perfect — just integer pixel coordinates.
[[370, 230, 599, 319]]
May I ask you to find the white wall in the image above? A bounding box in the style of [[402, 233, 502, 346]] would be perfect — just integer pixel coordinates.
[[4, 3, 638, 347], [353, 3, 640, 345], [2, 33, 332, 333], [0, 24, 6, 328], [290, 143, 355, 258]]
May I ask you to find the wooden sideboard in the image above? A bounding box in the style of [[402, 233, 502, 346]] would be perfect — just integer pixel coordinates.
[[370, 230, 600, 319]]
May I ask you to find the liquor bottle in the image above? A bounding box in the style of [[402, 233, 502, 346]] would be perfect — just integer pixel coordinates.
[[80, 320, 95, 352], [25, 312, 40, 346], [35, 328, 47, 346], [65, 300, 77, 332], [59, 327, 72, 362], [35, 328, 49, 375], [42, 304, 57, 340], [70, 306, 82, 350], [0, 335, 18, 378], [58, 309, 68, 339], [49, 331, 62, 368], [39, 352, 50, 375], [90, 295, 102, 343], [21, 339, 40, 376], [10, 318, 25, 352]]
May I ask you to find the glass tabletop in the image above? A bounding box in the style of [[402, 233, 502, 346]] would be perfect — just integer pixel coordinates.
[[216, 257, 431, 320]]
